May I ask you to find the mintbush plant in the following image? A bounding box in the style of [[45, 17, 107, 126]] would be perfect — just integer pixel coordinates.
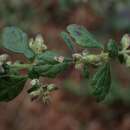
[[0, 24, 130, 103]]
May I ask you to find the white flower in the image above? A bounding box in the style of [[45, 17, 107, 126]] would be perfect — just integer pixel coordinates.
[[54, 56, 64, 63], [30, 79, 40, 86], [29, 34, 47, 54]]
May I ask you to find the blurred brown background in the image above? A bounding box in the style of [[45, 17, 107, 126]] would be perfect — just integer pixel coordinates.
[[1, 0, 130, 130]]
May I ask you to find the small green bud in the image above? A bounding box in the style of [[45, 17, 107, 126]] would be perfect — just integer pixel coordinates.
[[121, 34, 130, 50]]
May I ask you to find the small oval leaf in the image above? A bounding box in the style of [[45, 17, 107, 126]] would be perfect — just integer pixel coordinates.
[[2, 27, 34, 59], [67, 24, 103, 48], [90, 63, 111, 102]]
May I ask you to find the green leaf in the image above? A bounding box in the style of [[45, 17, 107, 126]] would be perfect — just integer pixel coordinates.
[[61, 31, 74, 52], [67, 24, 103, 48], [90, 63, 111, 102], [107, 39, 118, 58], [2, 27, 34, 59], [0, 75, 27, 102], [29, 51, 71, 78]]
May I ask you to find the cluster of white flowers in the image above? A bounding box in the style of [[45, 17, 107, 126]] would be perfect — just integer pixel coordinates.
[[29, 34, 47, 54], [29, 79, 57, 104]]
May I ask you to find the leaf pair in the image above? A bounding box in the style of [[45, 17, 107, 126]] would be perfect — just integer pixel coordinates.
[[61, 24, 103, 50]]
